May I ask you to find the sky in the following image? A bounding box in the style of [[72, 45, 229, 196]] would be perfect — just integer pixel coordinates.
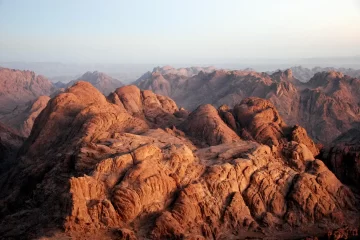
[[0, 0, 360, 64]]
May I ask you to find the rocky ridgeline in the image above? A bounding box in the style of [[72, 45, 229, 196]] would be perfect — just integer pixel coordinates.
[[135, 66, 360, 144]]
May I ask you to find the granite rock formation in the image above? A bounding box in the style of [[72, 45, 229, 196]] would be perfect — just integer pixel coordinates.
[[0, 82, 358, 239]]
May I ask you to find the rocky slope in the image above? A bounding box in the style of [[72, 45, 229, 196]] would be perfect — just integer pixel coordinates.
[[320, 128, 360, 187], [135, 66, 216, 97], [67, 71, 124, 95], [0, 67, 55, 114], [0, 96, 50, 137], [0, 123, 24, 173], [290, 66, 360, 82], [135, 67, 360, 144], [0, 82, 358, 239]]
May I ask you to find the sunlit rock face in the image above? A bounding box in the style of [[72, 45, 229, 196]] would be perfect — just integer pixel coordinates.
[[0, 82, 358, 239]]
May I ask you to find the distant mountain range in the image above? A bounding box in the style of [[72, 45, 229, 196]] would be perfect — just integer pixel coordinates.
[[1, 64, 360, 144], [134, 66, 360, 144]]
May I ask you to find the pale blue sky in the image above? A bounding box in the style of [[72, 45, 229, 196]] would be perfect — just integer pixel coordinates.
[[0, 0, 359, 64]]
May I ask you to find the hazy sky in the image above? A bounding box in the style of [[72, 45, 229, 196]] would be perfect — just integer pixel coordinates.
[[0, 0, 359, 64]]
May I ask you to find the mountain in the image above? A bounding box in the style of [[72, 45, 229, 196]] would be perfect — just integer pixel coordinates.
[[0, 67, 55, 114], [0, 82, 358, 239], [290, 66, 360, 82], [66, 71, 124, 95], [53, 81, 67, 88], [0, 96, 50, 137], [135, 66, 216, 96], [135, 67, 360, 144]]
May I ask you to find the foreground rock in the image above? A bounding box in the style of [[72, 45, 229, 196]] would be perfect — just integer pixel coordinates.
[[0, 83, 358, 239]]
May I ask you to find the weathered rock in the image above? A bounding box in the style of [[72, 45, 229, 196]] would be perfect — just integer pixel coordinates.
[[0, 83, 358, 240], [0, 67, 55, 115], [180, 104, 241, 146], [0, 95, 50, 137], [320, 129, 360, 186], [136, 67, 360, 144]]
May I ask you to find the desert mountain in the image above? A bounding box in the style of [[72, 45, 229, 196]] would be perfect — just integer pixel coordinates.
[[135, 66, 216, 96], [0, 82, 358, 239], [0, 96, 50, 137], [290, 66, 360, 82], [0, 67, 55, 115], [67, 71, 124, 95], [135, 67, 360, 144], [53, 80, 67, 88]]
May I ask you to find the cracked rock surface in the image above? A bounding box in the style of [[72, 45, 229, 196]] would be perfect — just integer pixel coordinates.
[[0, 82, 358, 239]]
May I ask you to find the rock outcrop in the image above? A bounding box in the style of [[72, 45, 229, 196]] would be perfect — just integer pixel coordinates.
[[180, 104, 241, 146], [0, 83, 358, 239]]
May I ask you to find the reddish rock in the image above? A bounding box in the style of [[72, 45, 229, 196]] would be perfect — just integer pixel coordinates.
[[180, 104, 240, 146], [0, 83, 358, 239], [0, 67, 55, 114], [233, 97, 287, 146], [0, 95, 50, 137], [136, 68, 360, 144]]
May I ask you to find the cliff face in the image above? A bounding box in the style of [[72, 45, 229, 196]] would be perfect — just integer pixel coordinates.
[[135, 67, 360, 144], [320, 129, 360, 187], [0, 82, 358, 239]]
